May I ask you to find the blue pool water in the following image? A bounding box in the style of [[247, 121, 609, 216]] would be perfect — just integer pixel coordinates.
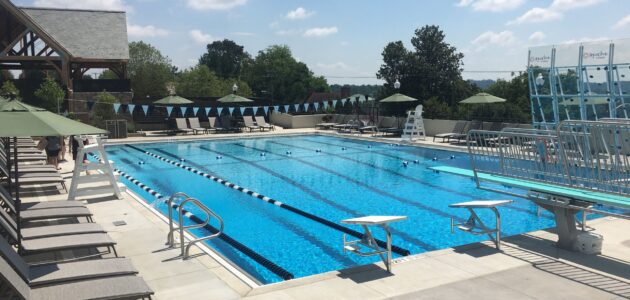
[[106, 134, 562, 284]]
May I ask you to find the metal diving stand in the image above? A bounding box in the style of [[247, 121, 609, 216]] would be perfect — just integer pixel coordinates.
[[449, 200, 512, 250], [341, 215, 407, 272]]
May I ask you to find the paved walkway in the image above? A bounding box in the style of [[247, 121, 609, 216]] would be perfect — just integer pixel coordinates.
[[20, 130, 630, 299]]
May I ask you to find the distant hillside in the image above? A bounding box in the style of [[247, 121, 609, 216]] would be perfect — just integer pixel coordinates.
[[468, 79, 495, 90], [330, 84, 381, 97]]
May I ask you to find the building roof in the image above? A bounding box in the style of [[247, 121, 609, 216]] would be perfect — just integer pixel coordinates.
[[20, 7, 129, 60]]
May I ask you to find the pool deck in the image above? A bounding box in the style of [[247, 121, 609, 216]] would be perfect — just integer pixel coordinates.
[[21, 128, 630, 299]]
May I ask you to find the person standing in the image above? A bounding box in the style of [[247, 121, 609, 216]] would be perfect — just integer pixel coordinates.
[[45, 136, 61, 170], [58, 136, 66, 162]]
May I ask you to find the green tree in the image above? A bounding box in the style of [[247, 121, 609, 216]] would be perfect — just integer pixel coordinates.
[[91, 91, 118, 128], [0, 70, 13, 82], [128, 41, 175, 98], [423, 97, 452, 119], [33, 76, 65, 112], [244, 45, 329, 103], [0, 81, 20, 99], [99, 70, 119, 79], [176, 65, 221, 97], [199, 39, 250, 79]]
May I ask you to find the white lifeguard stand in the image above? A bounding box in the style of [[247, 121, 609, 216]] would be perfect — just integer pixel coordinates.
[[341, 215, 407, 272], [68, 136, 123, 200], [401, 105, 426, 142], [449, 200, 512, 249]]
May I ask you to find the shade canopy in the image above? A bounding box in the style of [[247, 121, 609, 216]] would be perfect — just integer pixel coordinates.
[[459, 92, 506, 104], [348, 94, 375, 102], [379, 93, 418, 103], [0, 100, 107, 137], [153, 95, 193, 105], [217, 94, 254, 103], [559, 96, 611, 106]]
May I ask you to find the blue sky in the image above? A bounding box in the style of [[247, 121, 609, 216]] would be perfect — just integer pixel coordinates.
[[14, 0, 630, 84]]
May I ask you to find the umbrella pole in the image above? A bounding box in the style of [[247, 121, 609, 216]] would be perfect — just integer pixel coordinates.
[[12, 137, 22, 251]]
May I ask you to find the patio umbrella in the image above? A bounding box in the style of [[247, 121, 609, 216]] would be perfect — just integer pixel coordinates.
[[379, 93, 418, 103], [459, 92, 506, 104], [217, 94, 254, 103], [153, 95, 194, 105]]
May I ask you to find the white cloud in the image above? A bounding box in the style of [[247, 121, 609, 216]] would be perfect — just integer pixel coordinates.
[[612, 14, 630, 29], [189, 29, 216, 44], [561, 36, 610, 44], [275, 29, 301, 36], [457, 0, 525, 12], [471, 30, 517, 50], [186, 0, 247, 10], [128, 24, 169, 37], [286, 7, 314, 20], [303, 27, 338, 38], [33, 0, 130, 11], [528, 31, 546, 43], [509, 0, 604, 24]]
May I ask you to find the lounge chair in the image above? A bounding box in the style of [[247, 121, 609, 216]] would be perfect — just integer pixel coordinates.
[[219, 116, 242, 133], [433, 121, 467, 142], [0, 164, 67, 193], [359, 119, 381, 134], [0, 186, 90, 223], [378, 118, 404, 136], [0, 249, 153, 299], [255, 116, 274, 131], [206, 117, 224, 133], [316, 115, 344, 129], [187, 118, 207, 135], [243, 117, 261, 132], [451, 120, 482, 144], [175, 118, 193, 135]]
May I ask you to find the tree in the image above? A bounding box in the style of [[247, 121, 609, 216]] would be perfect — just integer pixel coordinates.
[[99, 70, 119, 79], [199, 39, 250, 79], [0, 81, 20, 99], [33, 76, 65, 112], [128, 41, 175, 98], [91, 91, 117, 128], [377, 25, 475, 112], [176, 65, 253, 98], [244, 45, 329, 103], [0, 70, 13, 82]]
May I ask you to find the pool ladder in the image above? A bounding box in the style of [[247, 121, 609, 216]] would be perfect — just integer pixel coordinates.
[[166, 192, 224, 259]]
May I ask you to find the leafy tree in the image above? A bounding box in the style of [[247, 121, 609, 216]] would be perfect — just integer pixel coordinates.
[[199, 39, 250, 79], [99, 70, 119, 79], [0, 70, 13, 82], [0, 81, 20, 99], [33, 76, 65, 112], [423, 97, 452, 119], [244, 45, 329, 103], [176, 65, 253, 98], [91, 91, 117, 128], [128, 41, 175, 98]]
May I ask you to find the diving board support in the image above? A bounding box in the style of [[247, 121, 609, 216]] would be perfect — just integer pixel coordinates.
[[449, 200, 512, 250], [341, 216, 407, 272]]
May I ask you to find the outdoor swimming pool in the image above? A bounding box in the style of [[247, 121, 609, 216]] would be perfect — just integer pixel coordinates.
[[106, 134, 563, 284]]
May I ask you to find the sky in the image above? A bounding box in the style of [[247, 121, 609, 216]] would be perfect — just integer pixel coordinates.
[[12, 0, 630, 85]]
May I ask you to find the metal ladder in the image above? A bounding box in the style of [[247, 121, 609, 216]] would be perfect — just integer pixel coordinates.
[[166, 192, 224, 259]]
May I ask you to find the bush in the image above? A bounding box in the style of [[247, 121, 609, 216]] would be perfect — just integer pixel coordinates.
[[0, 81, 20, 99], [423, 97, 451, 119], [91, 91, 118, 128], [33, 76, 65, 112]]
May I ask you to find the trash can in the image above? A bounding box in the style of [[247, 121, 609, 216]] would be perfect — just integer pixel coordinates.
[[576, 231, 603, 254]]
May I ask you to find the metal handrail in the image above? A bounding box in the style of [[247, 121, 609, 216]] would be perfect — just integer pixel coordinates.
[[166, 192, 224, 259]]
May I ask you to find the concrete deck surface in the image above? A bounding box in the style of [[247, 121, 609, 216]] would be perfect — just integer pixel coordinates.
[[18, 129, 630, 299]]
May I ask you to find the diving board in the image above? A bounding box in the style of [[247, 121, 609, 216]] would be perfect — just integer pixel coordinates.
[[430, 166, 630, 210]]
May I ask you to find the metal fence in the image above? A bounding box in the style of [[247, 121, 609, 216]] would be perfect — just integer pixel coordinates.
[[467, 120, 630, 197]]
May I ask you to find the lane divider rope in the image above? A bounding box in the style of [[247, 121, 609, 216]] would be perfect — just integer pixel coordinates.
[[124, 145, 411, 256], [89, 152, 295, 280]]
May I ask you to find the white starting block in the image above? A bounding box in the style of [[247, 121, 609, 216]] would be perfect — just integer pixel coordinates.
[[341, 215, 407, 272], [449, 200, 512, 250]]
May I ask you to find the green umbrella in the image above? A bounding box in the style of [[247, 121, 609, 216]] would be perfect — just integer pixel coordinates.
[[217, 93, 254, 103], [153, 95, 194, 105], [0, 99, 106, 137], [459, 92, 506, 104], [379, 93, 418, 103]]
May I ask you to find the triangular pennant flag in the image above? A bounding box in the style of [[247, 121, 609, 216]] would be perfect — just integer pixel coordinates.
[[293, 104, 300, 112], [303, 103, 309, 112], [204, 107, 212, 116], [341, 99, 347, 106], [127, 104, 136, 114], [263, 106, 269, 115], [314, 102, 320, 111], [349, 98, 356, 105], [253, 107, 259, 115], [166, 106, 173, 117], [228, 107, 235, 115], [179, 106, 187, 116], [87, 100, 95, 111], [358, 96, 366, 103], [193, 107, 200, 116], [217, 107, 224, 116], [323, 102, 329, 109], [142, 105, 149, 116], [283, 105, 290, 113], [273, 105, 279, 112], [332, 99, 338, 107], [239, 107, 246, 116], [113, 103, 121, 114]]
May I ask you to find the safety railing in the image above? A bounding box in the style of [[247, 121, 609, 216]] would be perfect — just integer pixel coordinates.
[[166, 192, 224, 259]]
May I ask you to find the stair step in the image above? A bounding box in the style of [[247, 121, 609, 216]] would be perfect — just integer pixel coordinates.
[[74, 182, 125, 198]]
